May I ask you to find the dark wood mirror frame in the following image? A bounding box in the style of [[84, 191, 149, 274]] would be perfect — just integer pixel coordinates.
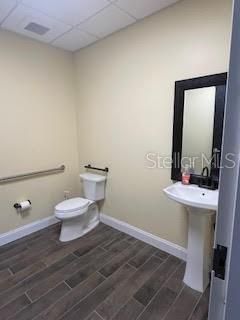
[[171, 73, 227, 185]]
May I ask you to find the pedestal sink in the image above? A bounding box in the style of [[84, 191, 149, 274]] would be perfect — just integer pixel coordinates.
[[163, 182, 218, 292]]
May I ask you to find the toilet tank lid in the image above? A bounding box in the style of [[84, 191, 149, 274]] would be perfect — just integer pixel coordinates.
[[80, 173, 106, 182]]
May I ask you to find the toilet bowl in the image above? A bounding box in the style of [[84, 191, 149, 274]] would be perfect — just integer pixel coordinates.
[[55, 173, 106, 242]]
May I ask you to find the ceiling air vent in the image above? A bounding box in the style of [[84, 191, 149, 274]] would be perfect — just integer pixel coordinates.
[[24, 22, 50, 35]]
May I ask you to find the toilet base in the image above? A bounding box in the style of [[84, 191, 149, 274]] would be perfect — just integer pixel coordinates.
[[59, 203, 99, 242]]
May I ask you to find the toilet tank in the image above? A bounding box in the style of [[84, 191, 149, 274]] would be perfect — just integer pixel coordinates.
[[80, 173, 107, 201]]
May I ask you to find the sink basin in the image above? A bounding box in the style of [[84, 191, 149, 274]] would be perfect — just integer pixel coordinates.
[[164, 182, 218, 211], [163, 182, 219, 292]]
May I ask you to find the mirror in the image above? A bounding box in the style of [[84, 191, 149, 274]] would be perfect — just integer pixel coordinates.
[[182, 86, 216, 174], [171, 73, 227, 186]]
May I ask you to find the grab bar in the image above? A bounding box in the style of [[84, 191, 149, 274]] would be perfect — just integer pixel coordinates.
[[84, 164, 109, 173], [0, 165, 65, 184]]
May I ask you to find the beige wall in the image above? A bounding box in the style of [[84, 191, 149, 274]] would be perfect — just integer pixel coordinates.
[[74, 0, 232, 247], [0, 30, 79, 233]]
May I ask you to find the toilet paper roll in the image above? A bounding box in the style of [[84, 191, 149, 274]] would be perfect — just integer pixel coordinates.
[[19, 200, 31, 211]]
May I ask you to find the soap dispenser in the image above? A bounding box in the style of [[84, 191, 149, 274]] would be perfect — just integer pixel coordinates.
[[182, 164, 190, 185]]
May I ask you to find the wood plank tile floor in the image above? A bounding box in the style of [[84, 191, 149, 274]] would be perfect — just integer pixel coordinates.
[[0, 223, 209, 320]]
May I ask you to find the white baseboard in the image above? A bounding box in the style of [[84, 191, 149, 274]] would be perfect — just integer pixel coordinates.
[[100, 213, 187, 261], [0, 212, 187, 262], [0, 216, 58, 246]]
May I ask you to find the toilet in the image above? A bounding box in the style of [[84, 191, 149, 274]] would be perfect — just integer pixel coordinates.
[[55, 173, 107, 242]]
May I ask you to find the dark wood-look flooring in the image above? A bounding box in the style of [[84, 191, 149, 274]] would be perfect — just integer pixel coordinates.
[[0, 223, 209, 320]]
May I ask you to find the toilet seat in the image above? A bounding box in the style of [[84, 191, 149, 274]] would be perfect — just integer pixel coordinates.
[[55, 197, 93, 220]]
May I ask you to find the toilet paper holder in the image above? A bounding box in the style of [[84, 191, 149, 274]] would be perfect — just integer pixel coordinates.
[[14, 200, 31, 210]]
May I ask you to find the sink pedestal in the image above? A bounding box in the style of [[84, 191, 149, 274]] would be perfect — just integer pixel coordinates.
[[184, 207, 214, 292], [163, 182, 218, 293]]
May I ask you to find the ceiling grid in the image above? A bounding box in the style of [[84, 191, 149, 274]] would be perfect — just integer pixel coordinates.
[[0, 0, 179, 51]]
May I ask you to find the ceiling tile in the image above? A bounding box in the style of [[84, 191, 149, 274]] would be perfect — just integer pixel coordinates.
[[21, 0, 110, 26], [0, 0, 17, 24], [2, 4, 71, 43], [53, 28, 98, 51], [115, 0, 179, 19], [80, 5, 135, 38]]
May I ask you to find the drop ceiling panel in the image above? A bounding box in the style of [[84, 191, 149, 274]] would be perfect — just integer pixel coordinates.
[[2, 4, 71, 43], [21, 0, 110, 26], [0, 0, 180, 51], [53, 28, 98, 51], [115, 0, 179, 19], [80, 5, 136, 38], [0, 0, 17, 24]]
